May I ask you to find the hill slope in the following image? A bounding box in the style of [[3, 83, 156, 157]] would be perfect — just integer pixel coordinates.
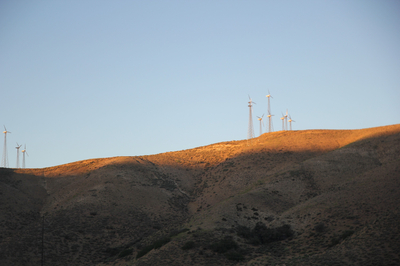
[[1, 124, 399, 265]]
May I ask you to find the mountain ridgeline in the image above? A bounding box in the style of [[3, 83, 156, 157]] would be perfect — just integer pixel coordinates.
[[1, 124, 400, 265]]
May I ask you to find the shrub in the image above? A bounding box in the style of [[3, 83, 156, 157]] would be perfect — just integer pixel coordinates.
[[328, 230, 355, 247], [236, 222, 294, 245], [118, 249, 133, 258], [210, 236, 238, 253], [136, 236, 171, 259], [314, 222, 326, 233], [170, 228, 189, 237], [152, 237, 171, 249], [236, 225, 252, 239], [341, 230, 355, 239], [136, 245, 154, 259], [105, 247, 122, 257], [225, 250, 245, 261], [181, 241, 195, 250]]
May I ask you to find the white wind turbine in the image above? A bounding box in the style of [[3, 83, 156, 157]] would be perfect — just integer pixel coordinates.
[[247, 96, 256, 140], [257, 114, 264, 136], [289, 115, 296, 131], [15, 143, 22, 168], [267, 111, 274, 133], [21, 144, 29, 169], [2, 126, 11, 168], [284, 109, 288, 131], [266, 91, 273, 133], [280, 113, 285, 131]]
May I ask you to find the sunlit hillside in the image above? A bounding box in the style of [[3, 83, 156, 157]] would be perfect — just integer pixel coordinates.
[[1, 124, 399, 265]]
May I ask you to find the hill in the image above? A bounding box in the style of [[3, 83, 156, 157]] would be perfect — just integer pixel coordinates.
[[1, 124, 399, 265]]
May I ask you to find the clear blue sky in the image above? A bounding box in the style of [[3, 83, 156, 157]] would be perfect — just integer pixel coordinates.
[[1, 0, 399, 168]]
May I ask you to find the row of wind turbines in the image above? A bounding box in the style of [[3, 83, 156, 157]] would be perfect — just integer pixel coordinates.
[[1, 126, 29, 168], [247, 91, 296, 139]]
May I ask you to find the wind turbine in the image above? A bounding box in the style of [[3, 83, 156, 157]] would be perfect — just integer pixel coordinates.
[[15, 143, 22, 168], [289, 115, 296, 131], [21, 144, 28, 169], [284, 109, 288, 131], [266, 111, 274, 133], [266, 91, 273, 133], [247, 96, 256, 140], [280, 113, 285, 131], [257, 114, 264, 136], [2, 126, 11, 168]]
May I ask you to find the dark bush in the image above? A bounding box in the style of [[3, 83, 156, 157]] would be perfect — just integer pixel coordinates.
[[181, 240, 195, 250], [225, 250, 245, 261], [118, 249, 133, 258], [170, 228, 189, 237], [136, 245, 154, 259], [341, 230, 355, 239], [152, 237, 171, 249], [210, 236, 238, 253], [275, 224, 294, 240], [136, 236, 171, 259], [314, 222, 326, 233], [237, 222, 294, 245], [329, 230, 355, 247], [236, 225, 252, 239], [105, 247, 122, 257]]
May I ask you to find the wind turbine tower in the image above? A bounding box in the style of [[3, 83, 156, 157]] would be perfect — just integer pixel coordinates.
[[284, 109, 288, 131], [2, 126, 11, 168], [247, 96, 256, 139], [266, 91, 273, 133], [280, 113, 285, 131], [289, 115, 296, 131], [257, 114, 264, 136], [21, 144, 28, 169], [15, 143, 22, 168], [267, 111, 274, 133]]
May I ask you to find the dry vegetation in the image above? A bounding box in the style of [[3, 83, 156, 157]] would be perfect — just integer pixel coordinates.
[[1, 124, 399, 265]]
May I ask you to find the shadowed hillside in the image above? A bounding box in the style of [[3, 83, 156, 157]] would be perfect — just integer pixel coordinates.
[[1, 124, 399, 265]]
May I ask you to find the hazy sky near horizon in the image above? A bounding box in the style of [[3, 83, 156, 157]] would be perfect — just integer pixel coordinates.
[[1, 0, 399, 168]]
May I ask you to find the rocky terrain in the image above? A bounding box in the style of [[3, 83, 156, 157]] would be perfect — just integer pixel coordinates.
[[1, 124, 399, 265]]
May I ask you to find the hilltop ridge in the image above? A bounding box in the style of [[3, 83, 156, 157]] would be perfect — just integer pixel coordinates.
[[1, 124, 399, 265]]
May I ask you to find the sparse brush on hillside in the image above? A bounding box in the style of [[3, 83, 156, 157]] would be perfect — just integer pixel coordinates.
[[236, 222, 294, 245], [1, 125, 400, 266]]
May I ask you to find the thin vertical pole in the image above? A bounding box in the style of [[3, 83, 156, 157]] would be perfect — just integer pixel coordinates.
[[41, 216, 44, 266]]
